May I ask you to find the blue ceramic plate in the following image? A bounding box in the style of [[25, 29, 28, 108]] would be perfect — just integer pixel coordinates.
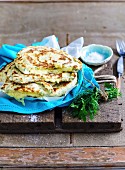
[[80, 44, 113, 66]]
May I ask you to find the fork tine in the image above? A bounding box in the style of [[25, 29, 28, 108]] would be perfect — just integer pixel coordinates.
[[118, 40, 123, 49], [116, 39, 122, 48], [121, 40, 125, 49], [116, 39, 125, 54], [116, 40, 120, 53], [120, 40, 125, 51]]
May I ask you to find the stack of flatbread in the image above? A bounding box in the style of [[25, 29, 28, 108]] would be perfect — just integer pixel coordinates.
[[0, 46, 82, 104]]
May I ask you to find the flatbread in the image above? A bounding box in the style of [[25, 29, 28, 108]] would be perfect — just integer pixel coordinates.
[[1, 81, 53, 104], [14, 46, 82, 75], [1, 74, 77, 104], [50, 75, 77, 96], [0, 61, 14, 83], [7, 64, 77, 84], [0, 46, 81, 104]]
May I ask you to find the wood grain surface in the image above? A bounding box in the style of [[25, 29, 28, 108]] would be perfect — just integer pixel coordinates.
[[0, 2, 125, 46], [0, 147, 125, 168], [0, 110, 55, 133], [1, 0, 125, 2]]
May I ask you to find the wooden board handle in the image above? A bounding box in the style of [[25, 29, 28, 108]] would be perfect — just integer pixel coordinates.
[[116, 76, 121, 92]]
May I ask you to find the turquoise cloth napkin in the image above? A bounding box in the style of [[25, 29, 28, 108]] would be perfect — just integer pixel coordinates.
[[0, 36, 99, 114]]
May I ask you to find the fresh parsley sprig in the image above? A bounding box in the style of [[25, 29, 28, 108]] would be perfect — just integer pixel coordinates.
[[104, 82, 121, 100], [69, 83, 121, 122], [70, 87, 100, 122]]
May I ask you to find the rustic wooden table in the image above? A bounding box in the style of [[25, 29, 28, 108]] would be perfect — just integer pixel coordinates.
[[0, 0, 125, 169]]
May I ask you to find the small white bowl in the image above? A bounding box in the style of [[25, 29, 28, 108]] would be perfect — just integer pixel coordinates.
[[80, 44, 113, 66]]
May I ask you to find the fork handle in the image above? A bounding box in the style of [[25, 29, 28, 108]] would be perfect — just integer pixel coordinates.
[[116, 74, 122, 92]]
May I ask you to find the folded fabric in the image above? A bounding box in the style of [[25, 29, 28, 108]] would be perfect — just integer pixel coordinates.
[[32, 35, 60, 49], [0, 35, 99, 114], [61, 37, 84, 58], [0, 44, 26, 69]]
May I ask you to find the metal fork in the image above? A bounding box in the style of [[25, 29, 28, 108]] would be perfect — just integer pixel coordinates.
[[116, 40, 125, 91]]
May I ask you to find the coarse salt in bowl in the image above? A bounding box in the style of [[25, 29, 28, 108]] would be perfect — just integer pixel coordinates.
[[80, 44, 113, 66]]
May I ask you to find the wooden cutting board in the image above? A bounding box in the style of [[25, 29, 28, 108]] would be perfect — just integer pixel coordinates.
[[0, 59, 122, 133]]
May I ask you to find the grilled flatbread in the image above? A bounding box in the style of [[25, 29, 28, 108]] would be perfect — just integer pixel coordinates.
[[7, 64, 77, 84], [50, 75, 77, 96], [1, 75, 77, 104], [0, 61, 15, 83], [0, 46, 81, 104], [1, 81, 53, 105], [14, 46, 82, 75]]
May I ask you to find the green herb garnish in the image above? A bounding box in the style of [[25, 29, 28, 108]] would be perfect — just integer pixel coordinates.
[[70, 87, 100, 122], [104, 82, 121, 99], [69, 83, 121, 122]]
